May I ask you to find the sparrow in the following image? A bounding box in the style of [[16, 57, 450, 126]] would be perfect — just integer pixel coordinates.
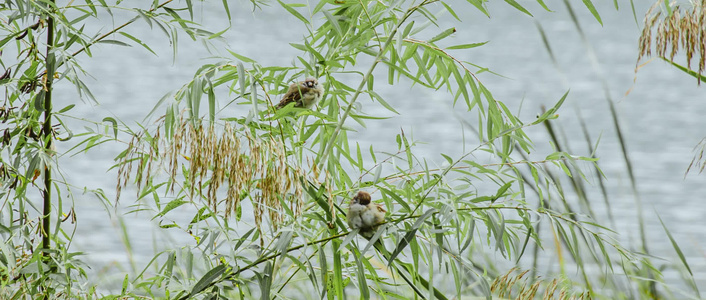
[[275, 77, 324, 109], [346, 191, 387, 239]]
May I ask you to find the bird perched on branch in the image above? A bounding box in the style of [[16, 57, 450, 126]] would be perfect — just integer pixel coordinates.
[[276, 77, 324, 109], [347, 191, 387, 239]]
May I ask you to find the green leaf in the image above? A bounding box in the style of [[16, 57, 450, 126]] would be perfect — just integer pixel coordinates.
[[119, 32, 157, 55], [136, 10, 153, 28], [582, 0, 603, 25], [466, 0, 490, 17], [658, 215, 693, 276], [228, 50, 255, 63], [446, 41, 488, 50], [121, 274, 128, 294], [381, 61, 434, 88], [503, 0, 533, 17], [152, 199, 189, 220], [460, 218, 475, 253], [428, 28, 456, 43], [234, 228, 256, 251], [313, 0, 327, 14], [323, 10, 342, 36], [289, 43, 307, 52], [340, 229, 359, 250], [661, 57, 706, 82], [352, 248, 370, 299], [441, 2, 461, 21], [388, 208, 436, 264], [222, 0, 232, 21], [57, 104, 75, 114], [256, 262, 273, 299], [208, 26, 230, 40], [237, 62, 246, 97], [533, 90, 569, 124], [185, 0, 194, 19], [0, 32, 22, 49], [189, 264, 227, 296], [402, 21, 415, 39], [368, 90, 399, 114], [102, 117, 118, 139], [401, 131, 412, 169], [373, 164, 382, 184], [277, 0, 309, 25], [494, 181, 513, 199], [332, 240, 344, 299], [536, 0, 552, 12]]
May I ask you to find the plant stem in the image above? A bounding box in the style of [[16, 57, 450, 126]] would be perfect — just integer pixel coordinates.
[[316, 3, 422, 171], [41, 0, 56, 260], [70, 0, 174, 59], [40, 0, 174, 78], [315, 43, 391, 170], [176, 232, 347, 300]]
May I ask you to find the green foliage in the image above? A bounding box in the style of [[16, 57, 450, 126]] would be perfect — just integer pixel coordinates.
[[0, 0, 700, 299]]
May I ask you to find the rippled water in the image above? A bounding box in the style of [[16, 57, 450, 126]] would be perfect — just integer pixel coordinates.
[[56, 0, 705, 290]]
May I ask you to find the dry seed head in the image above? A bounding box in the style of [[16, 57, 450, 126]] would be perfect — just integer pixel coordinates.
[[253, 136, 304, 230], [543, 278, 559, 299], [522, 280, 541, 299], [638, 0, 706, 83], [686, 138, 706, 175], [491, 269, 585, 300], [117, 116, 306, 232]]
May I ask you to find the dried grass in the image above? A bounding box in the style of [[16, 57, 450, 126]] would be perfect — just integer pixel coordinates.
[[117, 116, 305, 231], [638, 0, 706, 83], [491, 268, 591, 300]]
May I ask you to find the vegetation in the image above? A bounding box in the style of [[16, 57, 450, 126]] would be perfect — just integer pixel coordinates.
[[637, 0, 706, 177], [0, 0, 701, 299]]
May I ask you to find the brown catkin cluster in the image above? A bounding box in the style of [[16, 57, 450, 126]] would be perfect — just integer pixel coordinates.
[[491, 268, 590, 300], [638, 0, 706, 83], [253, 135, 304, 230], [117, 117, 304, 231]]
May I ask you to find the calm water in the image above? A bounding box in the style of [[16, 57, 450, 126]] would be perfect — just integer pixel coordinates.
[[55, 0, 705, 291]]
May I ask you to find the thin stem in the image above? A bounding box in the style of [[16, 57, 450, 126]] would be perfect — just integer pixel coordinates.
[[314, 0, 447, 171], [38, 0, 174, 78], [315, 45, 391, 170], [72, 0, 174, 59], [316, 3, 421, 171], [177, 200, 616, 300], [176, 232, 348, 300], [41, 0, 56, 261], [403, 37, 481, 82]]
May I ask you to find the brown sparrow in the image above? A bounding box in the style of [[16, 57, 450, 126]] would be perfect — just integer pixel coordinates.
[[275, 77, 324, 109], [347, 191, 387, 239]]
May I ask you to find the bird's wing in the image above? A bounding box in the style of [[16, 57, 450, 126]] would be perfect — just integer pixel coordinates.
[[375, 203, 387, 213], [276, 83, 303, 108]]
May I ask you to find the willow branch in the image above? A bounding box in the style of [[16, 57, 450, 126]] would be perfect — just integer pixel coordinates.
[[316, 0, 437, 170]]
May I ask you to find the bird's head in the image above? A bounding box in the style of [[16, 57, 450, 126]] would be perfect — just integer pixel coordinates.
[[352, 191, 371, 205], [303, 77, 318, 88]]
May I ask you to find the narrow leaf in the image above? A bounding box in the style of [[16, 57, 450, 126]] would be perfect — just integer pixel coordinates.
[[582, 0, 603, 25], [446, 41, 488, 50], [661, 57, 706, 82], [277, 0, 309, 25], [388, 208, 436, 264], [323, 10, 342, 36], [504, 0, 533, 16], [428, 28, 456, 43], [190, 264, 227, 296], [352, 248, 370, 299], [119, 32, 157, 55]]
